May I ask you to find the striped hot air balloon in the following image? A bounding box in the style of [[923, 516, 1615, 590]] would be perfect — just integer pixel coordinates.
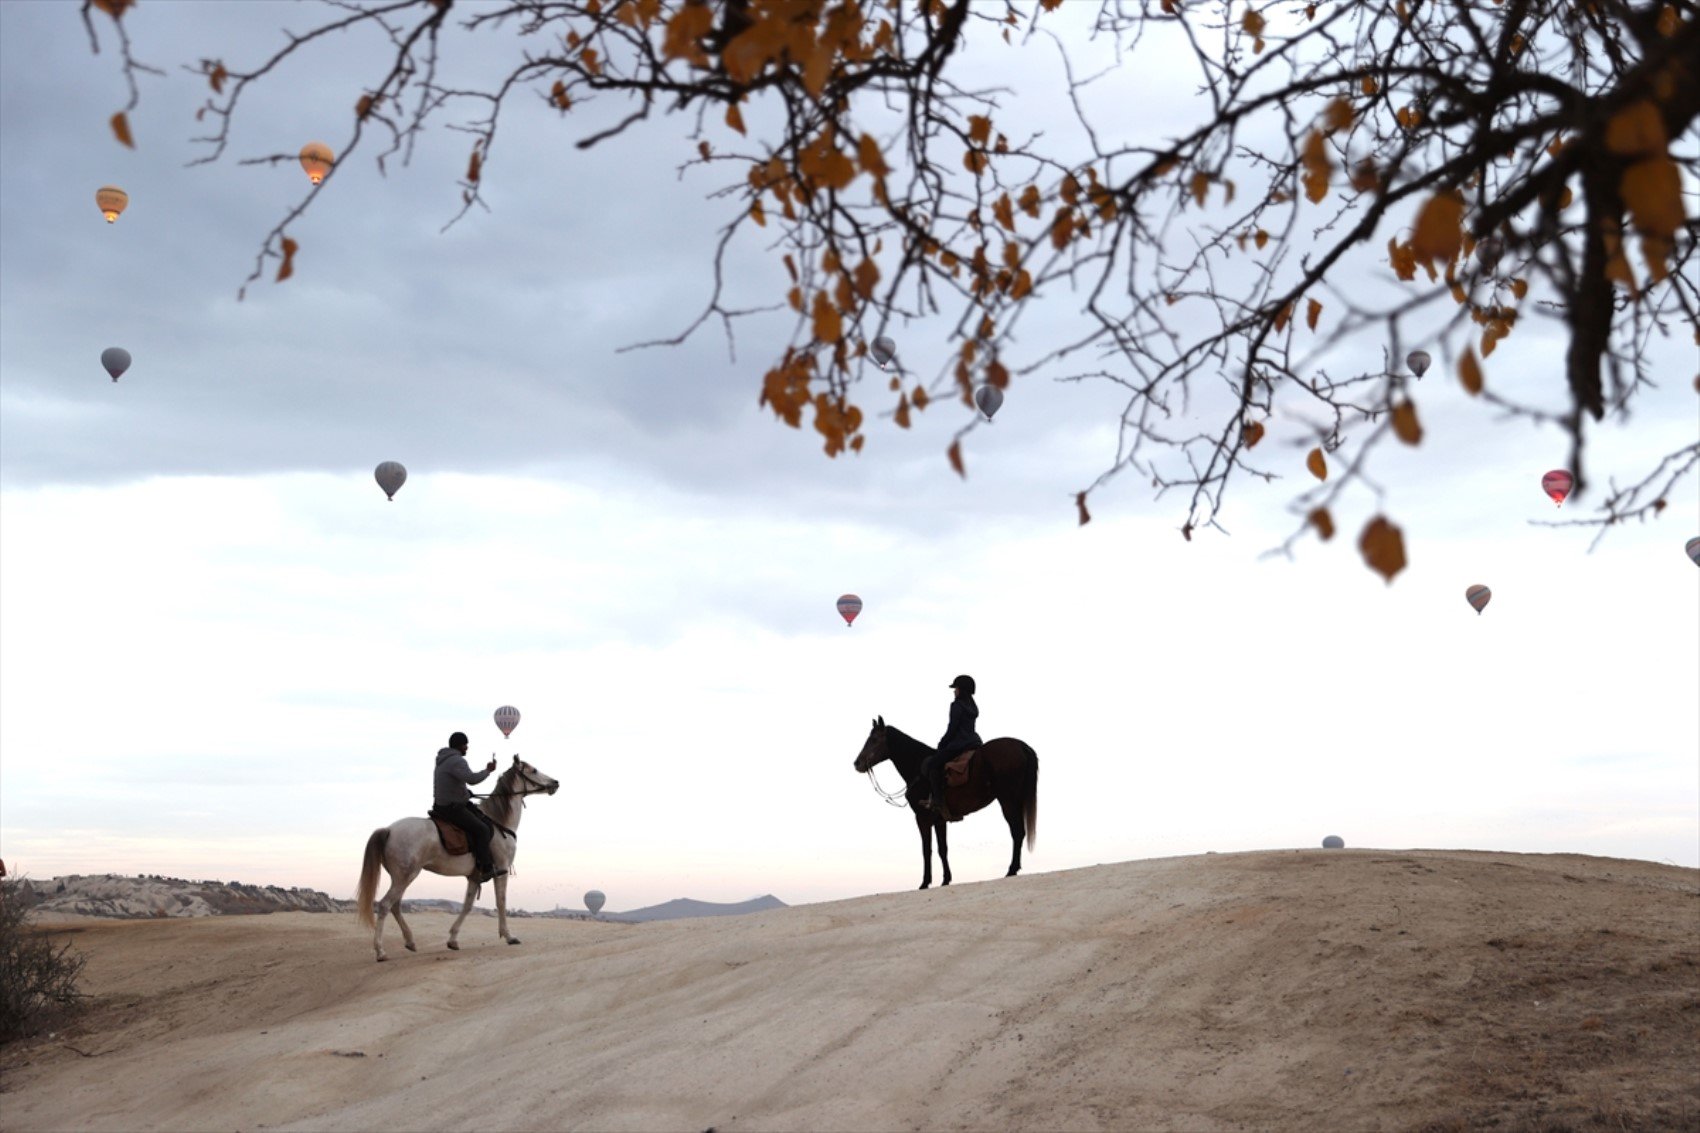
[[1686, 537, 1700, 567], [494, 705, 521, 738], [975, 384, 1004, 421], [95, 185, 128, 223], [1541, 469, 1573, 507], [869, 337, 897, 370], [1465, 585, 1492, 615], [836, 594, 863, 627]]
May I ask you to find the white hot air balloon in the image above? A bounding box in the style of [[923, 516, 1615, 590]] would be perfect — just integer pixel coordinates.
[[100, 347, 131, 382], [584, 890, 606, 916], [494, 705, 521, 738], [1406, 349, 1431, 378], [974, 384, 1003, 421], [374, 461, 407, 501]]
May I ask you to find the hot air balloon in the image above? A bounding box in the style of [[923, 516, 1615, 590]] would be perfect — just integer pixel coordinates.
[[1686, 537, 1700, 567], [1322, 835, 1345, 849], [975, 384, 1004, 421], [494, 705, 521, 738], [869, 336, 897, 370], [1406, 349, 1431, 378], [95, 186, 128, 223], [299, 142, 334, 184], [1465, 584, 1492, 615], [584, 890, 606, 916], [100, 347, 131, 382], [1541, 469, 1573, 507], [836, 593, 863, 627], [374, 461, 407, 501], [1476, 235, 1504, 270]]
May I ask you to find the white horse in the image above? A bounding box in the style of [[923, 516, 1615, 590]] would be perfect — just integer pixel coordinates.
[[355, 755, 558, 962]]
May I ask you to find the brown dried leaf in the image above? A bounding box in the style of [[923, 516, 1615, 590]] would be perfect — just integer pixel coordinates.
[[1359, 516, 1407, 584], [1244, 420, 1266, 449], [1306, 447, 1328, 481], [1459, 347, 1484, 395], [1255, 228, 1270, 250], [1391, 400, 1423, 445], [1361, 75, 1378, 95], [1050, 209, 1075, 251], [1189, 171, 1210, 208], [467, 147, 482, 185], [1511, 277, 1529, 300], [726, 102, 746, 136], [276, 237, 298, 283], [912, 384, 930, 410], [811, 292, 843, 344], [1323, 98, 1355, 135], [91, 0, 134, 16], [993, 194, 1016, 232], [1076, 491, 1091, 526], [1309, 507, 1335, 541], [948, 440, 965, 479], [1306, 298, 1323, 331], [1605, 100, 1667, 158], [1410, 190, 1465, 267], [1301, 130, 1333, 203], [750, 198, 766, 227], [895, 393, 912, 429], [856, 133, 888, 177], [661, 2, 713, 64], [109, 112, 134, 149], [964, 149, 988, 175], [968, 115, 992, 146]]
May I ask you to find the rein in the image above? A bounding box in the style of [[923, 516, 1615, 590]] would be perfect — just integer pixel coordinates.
[[867, 767, 913, 808], [472, 766, 553, 840]]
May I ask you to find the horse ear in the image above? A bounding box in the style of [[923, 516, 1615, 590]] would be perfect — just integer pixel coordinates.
[[877, 715, 884, 727]]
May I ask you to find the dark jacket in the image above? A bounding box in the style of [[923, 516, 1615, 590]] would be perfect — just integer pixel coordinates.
[[434, 747, 494, 805], [938, 694, 983, 757]]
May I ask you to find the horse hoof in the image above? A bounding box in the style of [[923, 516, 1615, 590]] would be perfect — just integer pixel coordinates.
[[405, 941, 417, 952], [446, 941, 460, 951], [376, 954, 387, 963], [507, 937, 521, 946]]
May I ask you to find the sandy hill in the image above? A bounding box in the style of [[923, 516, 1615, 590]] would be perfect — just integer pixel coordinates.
[[1, 849, 1695, 1132], [607, 894, 788, 922]]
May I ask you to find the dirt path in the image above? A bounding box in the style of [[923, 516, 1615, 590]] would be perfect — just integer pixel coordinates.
[[2, 850, 1695, 1132]]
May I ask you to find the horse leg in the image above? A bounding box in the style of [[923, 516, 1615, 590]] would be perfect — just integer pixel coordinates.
[[446, 878, 477, 950], [1001, 791, 1025, 877], [936, 817, 952, 887], [914, 809, 934, 890], [496, 874, 520, 945], [372, 865, 419, 962]]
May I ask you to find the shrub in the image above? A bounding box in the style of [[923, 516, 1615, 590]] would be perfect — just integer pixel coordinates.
[[0, 875, 87, 1043]]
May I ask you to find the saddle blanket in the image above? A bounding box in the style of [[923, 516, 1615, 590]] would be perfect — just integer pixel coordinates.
[[944, 748, 975, 787]]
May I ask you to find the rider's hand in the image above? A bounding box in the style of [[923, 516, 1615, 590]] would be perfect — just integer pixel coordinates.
[[486, 758, 497, 771]]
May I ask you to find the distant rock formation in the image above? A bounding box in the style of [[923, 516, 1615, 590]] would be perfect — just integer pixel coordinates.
[[15, 874, 353, 919], [600, 895, 789, 923]]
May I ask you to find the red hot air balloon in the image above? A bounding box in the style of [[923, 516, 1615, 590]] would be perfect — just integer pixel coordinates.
[[836, 594, 863, 627], [1541, 469, 1573, 507], [1465, 585, 1492, 615]]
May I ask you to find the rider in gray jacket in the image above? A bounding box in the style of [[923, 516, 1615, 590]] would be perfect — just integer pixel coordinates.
[[433, 732, 502, 882]]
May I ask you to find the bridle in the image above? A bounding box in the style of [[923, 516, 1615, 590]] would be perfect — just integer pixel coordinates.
[[860, 733, 913, 809], [471, 764, 557, 840]]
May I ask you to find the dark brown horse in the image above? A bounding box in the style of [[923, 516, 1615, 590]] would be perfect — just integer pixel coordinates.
[[853, 716, 1038, 889]]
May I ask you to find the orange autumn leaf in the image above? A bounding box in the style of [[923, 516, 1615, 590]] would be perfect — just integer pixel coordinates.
[[894, 392, 912, 429], [1620, 154, 1685, 281], [1458, 347, 1484, 395], [948, 440, 966, 479], [661, 3, 714, 65], [726, 102, 746, 135], [1306, 447, 1328, 481], [109, 112, 134, 149], [1244, 420, 1266, 448], [1605, 100, 1667, 158], [1391, 400, 1423, 445], [1306, 298, 1323, 331], [1410, 190, 1465, 267], [276, 236, 298, 283], [1301, 130, 1333, 203], [811, 291, 843, 344], [1190, 171, 1210, 208], [856, 133, 889, 177], [1309, 507, 1335, 541], [1255, 228, 1270, 250], [1359, 515, 1407, 584]]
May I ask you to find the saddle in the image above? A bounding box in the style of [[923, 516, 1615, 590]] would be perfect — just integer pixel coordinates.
[[944, 748, 977, 787], [428, 807, 481, 856]]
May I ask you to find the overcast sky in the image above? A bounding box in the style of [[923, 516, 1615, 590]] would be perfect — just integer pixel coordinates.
[[2, 2, 1695, 915]]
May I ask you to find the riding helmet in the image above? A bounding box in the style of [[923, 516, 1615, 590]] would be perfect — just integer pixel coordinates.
[[949, 674, 976, 695]]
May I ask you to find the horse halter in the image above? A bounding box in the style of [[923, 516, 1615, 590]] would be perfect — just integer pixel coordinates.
[[494, 764, 554, 802]]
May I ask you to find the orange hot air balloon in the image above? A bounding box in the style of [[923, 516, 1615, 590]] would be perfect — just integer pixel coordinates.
[[95, 186, 128, 223], [1540, 469, 1573, 507], [299, 142, 334, 184]]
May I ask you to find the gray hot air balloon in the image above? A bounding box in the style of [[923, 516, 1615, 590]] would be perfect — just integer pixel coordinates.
[[974, 384, 1003, 421], [1406, 349, 1431, 378], [584, 890, 606, 916], [869, 335, 897, 370], [1322, 835, 1345, 849], [100, 347, 131, 382], [374, 461, 407, 501]]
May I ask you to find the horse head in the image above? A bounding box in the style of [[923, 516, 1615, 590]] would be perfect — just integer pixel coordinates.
[[853, 715, 888, 773], [504, 755, 559, 797]]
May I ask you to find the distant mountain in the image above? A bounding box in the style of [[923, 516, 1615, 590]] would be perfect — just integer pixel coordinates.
[[603, 895, 788, 923]]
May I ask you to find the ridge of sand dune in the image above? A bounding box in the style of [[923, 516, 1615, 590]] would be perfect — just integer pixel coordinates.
[[2, 850, 1695, 1132]]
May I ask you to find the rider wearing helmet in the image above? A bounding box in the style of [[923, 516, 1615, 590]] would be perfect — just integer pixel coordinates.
[[433, 732, 503, 883], [923, 675, 982, 820]]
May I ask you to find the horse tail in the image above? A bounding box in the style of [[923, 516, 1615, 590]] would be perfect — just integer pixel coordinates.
[[356, 827, 390, 929], [1023, 743, 1039, 853]]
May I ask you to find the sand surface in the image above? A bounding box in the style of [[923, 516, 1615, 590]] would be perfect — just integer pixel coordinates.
[[2, 849, 1696, 1132]]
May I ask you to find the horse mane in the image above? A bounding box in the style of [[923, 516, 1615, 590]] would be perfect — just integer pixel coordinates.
[[479, 764, 523, 820], [882, 724, 936, 772]]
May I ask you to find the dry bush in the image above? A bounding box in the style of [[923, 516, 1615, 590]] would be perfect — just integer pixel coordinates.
[[0, 875, 88, 1043]]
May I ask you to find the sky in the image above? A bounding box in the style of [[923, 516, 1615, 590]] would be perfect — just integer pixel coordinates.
[[2, 2, 1695, 915]]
